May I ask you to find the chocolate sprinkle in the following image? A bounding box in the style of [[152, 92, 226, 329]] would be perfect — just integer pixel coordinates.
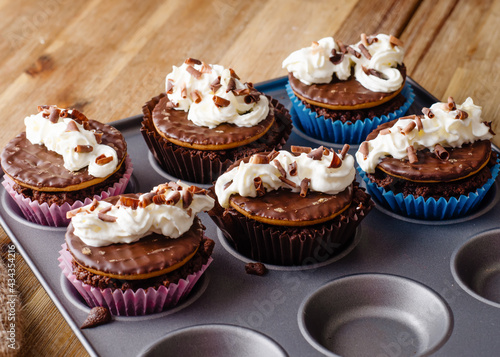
[[279, 176, 297, 188], [48, 107, 60, 123], [267, 150, 280, 162], [74, 145, 93, 153], [229, 68, 240, 80], [300, 178, 311, 197], [165, 190, 181, 205], [185, 58, 202, 65], [118, 196, 140, 209], [249, 154, 270, 165], [291, 145, 312, 154], [347, 46, 361, 58], [415, 116, 423, 131], [273, 159, 287, 177], [361, 33, 369, 47], [389, 35, 404, 48], [434, 144, 450, 161], [254, 177, 266, 196], [447, 97, 456, 111], [81, 307, 112, 329], [223, 180, 233, 190], [328, 151, 342, 168], [182, 189, 193, 209], [406, 145, 418, 164], [65, 120, 80, 132], [362, 66, 385, 79], [213, 96, 230, 108], [380, 128, 392, 135], [359, 141, 369, 159], [422, 107, 434, 118], [340, 144, 350, 159], [166, 80, 174, 94], [329, 49, 344, 65], [402, 121, 416, 135], [289, 161, 298, 176], [455, 109, 468, 120], [95, 154, 113, 166], [98, 212, 117, 222], [359, 44, 372, 60], [226, 78, 236, 93]]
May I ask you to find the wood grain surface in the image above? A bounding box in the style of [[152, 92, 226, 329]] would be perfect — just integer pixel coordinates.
[[1, 0, 499, 355]]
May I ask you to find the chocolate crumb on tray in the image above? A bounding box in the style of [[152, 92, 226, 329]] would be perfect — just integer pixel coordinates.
[[81, 307, 112, 329], [245, 262, 268, 276]]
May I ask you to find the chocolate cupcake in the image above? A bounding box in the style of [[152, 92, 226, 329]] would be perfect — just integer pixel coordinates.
[[209, 146, 374, 265], [283, 34, 414, 144], [1, 106, 133, 226], [59, 182, 215, 316], [141, 58, 292, 184], [356, 97, 499, 219]]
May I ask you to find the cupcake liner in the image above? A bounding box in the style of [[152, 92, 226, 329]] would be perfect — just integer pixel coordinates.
[[209, 184, 373, 265], [141, 94, 292, 184], [2, 155, 133, 227], [357, 160, 500, 220], [287, 82, 415, 144], [58, 243, 213, 316]]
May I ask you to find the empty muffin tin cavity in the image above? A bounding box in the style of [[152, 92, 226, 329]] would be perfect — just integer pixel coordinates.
[[452, 228, 500, 308], [298, 274, 452, 357], [216, 227, 362, 271], [60, 272, 210, 322], [139, 324, 288, 357]]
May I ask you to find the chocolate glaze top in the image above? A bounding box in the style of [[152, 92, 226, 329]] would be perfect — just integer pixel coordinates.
[[230, 185, 353, 223], [288, 65, 406, 107], [152, 95, 274, 147], [66, 194, 203, 277], [1, 120, 127, 189], [368, 120, 491, 182]]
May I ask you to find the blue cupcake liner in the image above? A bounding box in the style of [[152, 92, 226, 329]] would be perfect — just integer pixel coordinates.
[[286, 82, 415, 144], [357, 160, 500, 220]]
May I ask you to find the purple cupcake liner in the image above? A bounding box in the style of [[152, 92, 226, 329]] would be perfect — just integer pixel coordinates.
[[357, 160, 500, 220], [58, 243, 213, 316], [287, 82, 415, 144], [2, 155, 133, 227]]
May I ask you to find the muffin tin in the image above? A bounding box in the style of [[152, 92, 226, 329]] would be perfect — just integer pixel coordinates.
[[1, 77, 500, 356]]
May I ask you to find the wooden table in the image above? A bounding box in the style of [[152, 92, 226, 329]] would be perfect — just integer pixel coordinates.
[[1, 0, 499, 355]]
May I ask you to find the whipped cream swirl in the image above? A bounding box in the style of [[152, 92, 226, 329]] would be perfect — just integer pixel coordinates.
[[215, 149, 356, 208], [166, 60, 269, 128], [282, 34, 405, 93], [70, 182, 215, 247], [25, 107, 118, 178], [356, 97, 494, 173]]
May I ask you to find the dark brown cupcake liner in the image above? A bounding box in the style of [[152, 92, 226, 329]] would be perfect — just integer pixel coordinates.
[[141, 93, 292, 184], [209, 183, 374, 266]]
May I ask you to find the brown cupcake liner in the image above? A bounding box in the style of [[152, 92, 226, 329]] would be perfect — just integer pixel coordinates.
[[141, 93, 292, 184], [209, 183, 374, 266]]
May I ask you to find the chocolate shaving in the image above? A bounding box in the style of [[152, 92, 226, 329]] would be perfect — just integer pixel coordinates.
[[415, 116, 423, 131], [153, 194, 167, 205], [166, 190, 181, 205], [233, 88, 250, 96], [323, 147, 330, 156], [186, 65, 202, 79], [167, 182, 183, 191], [180, 83, 187, 99], [485, 121, 496, 136], [329, 49, 344, 65], [359, 141, 369, 159], [74, 145, 93, 153], [434, 144, 449, 161], [422, 107, 434, 118], [358, 44, 372, 60], [186, 208, 193, 217], [244, 89, 261, 104], [455, 109, 468, 120], [185, 58, 202, 65], [118, 196, 140, 209], [347, 46, 361, 58], [98, 212, 117, 222], [337, 40, 347, 54], [48, 107, 60, 123], [60, 109, 70, 118], [166, 80, 174, 94], [380, 128, 392, 135], [223, 180, 233, 190], [226, 78, 236, 92], [389, 35, 404, 48], [213, 95, 230, 108], [402, 121, 416, 135], [273, 159, 287, 177], [182, 189, 193, 209], [291, 145, 312, 154], [66, 207, 86, 218], [37, 105, 50, 112], [300, 178, 311, 197], [340, 144, 350, 159], [254, 177, 265, 196], [191, 90, 202, 104], [188, 185, 206, 194], [70, 109, 88, 123], [95, 155, 113, 166], [307, 146, 324, 160], [81, 307, 112, 329], [289, 161, 298, 176], [229, 68, 240, 80], [362, 66, 385, 79], [200, 62, 212, 74], [367, 35, 379, 45], [139, 192, 155, 208], [65, 120, 80, 132], [446, 97, 456, 111], [89, 198, 99, 212], [249, 154, 269, 165], [100, 205, 112, 214], [406, 145, 418, 164], [279, 176, 297, 188], [267, 150, 280, 162], [361, 33, 369, 47], [166, 101, 178, 109], [82, 121, 91, 131], [245, 262, 267, 276], [328, 151, 342, 168]]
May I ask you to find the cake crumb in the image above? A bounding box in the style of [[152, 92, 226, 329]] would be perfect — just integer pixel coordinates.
[[81, 307, 112, 329], [245, 262, 268, 276]]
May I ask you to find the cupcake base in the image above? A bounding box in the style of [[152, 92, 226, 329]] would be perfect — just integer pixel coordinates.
[[287, 83, 414, 144], [141, 94, 292, 184], [209, 183, 373, 266], [1, 155, 133, 227], [58, 243, 213, 316], [358, 159, 500, 220]]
